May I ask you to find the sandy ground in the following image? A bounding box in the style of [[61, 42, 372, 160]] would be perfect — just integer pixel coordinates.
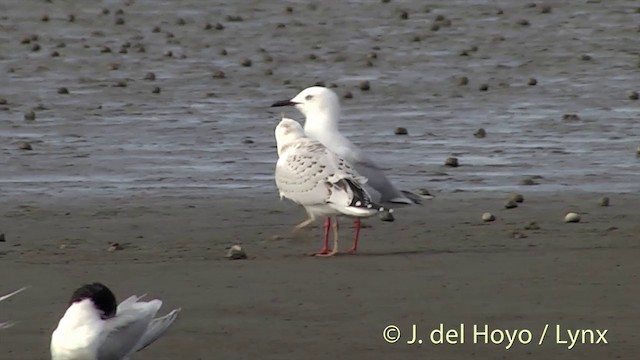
[[1, 0, 639, 359], [2, 192, 640, 359]]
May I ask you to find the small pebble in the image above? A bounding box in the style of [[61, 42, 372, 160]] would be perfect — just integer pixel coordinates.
[[41, 15, 49, 22], [444, 157, 459, 167], [457, 76, 469, 86], [430, 24, 440, 31], [285, 6, 293, 13], [474, 128, 486, 138], [512, 232, 528, 239], [241, 59, 252, 67], [562, 113, 580, 121], [628, 91, 639, 100], [203, 23, 213, 30], [242, 138, 254, 144], [68, 14, 76, 22], [31, 43, 41, 52], [226, 15, 243, 22], [359, 80, 370, 91], [517, 19, 530, 26], [504, 200, 518, 209], [101, 8, 110, 15], [226, 244, 247, 260], [0, 98, 7, 105], [527, 78, 537, 86], [400, 11, 409, 20], [152, 26, 161, 33], [57, 87, 69, 94], [100, 46, 111, 53], [0, 233, 5, 242], [520, 178, 538, 186], [212, 71, 226, 79], [343, 91, 353, 99], [564, 212, 581, 223], [379, 210, 395, 222], [164, 50, 173, 57], [144, 72, 156, 80], [115, 9, 125, 15], [24, 111, 36, 121], [479, 83, 489, 91], [394, 127, 408, 135], [580, 54, 592, 61], [599, 197, 610, 207], [540, 5, 552, 13], [510, 193, 524, 203], [50, 51, 60, 57], [151, 86, 161, 94], [176, 18, 186, 25], [524, 221, 540, 230], [215, 23, 224, 30], [416, 188, 433, 198], [115, 17, 125, 25], [636, 145, 640, 156], [18, 142, 33, 150], [113, 80, 127, 87], [482, 212, 496, 222], [107, 243, 124, 252], [220, 49, 228, 56]]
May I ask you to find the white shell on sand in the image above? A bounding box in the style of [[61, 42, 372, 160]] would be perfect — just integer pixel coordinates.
[[226, 244, 247, 260], [482, 212, 495, 222], [564, 212, 581, 223]]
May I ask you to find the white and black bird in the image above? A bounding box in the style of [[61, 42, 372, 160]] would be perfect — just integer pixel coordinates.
[[0, 286, 28, 329], [51, 282, 180, 360], [274, 117, 391, 256]]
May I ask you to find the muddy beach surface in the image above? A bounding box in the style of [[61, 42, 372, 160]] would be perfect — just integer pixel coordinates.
[[1, 0, 639, 359]]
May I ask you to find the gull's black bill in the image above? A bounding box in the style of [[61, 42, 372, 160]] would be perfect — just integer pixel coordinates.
[[271, 100, 297, 107]]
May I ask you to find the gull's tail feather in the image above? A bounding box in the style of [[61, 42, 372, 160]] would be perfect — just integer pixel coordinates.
[[329, 178, 393, 217], [134, 308, 181, 353]]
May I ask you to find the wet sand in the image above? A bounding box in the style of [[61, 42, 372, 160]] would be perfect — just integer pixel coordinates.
[[1, 0, 640, 359]]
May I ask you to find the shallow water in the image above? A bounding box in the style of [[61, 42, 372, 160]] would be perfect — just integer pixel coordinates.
[[1, 0, 639, 199]]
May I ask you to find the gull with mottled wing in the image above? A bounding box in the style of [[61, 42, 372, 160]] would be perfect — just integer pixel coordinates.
[[51, 282, 180, 360], [274, 117, 391, 256], [0, 286, 28, 329]]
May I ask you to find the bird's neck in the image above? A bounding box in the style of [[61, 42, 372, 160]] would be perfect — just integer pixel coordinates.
[[304, 111, 340, 143]]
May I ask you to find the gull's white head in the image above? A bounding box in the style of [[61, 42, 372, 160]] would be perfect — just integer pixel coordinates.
[[274, 117, 305, 155], [271, 86, 341, 134]]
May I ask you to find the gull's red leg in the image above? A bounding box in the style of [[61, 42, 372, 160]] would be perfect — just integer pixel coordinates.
[[347, 218, 361, 254], [310, 217, 332, 256]]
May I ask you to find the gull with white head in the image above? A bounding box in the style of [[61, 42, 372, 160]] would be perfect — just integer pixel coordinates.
[[51, 282, 180, 360], [0, 286, 28, 329], [274, 116, 391, 256]]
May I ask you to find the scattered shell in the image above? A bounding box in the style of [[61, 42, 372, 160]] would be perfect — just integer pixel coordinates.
[[504, 200, 518, 209], [520, 178, 539, 186], [599, 197, 610, 207], [444, 157, 459, 167], [212, 71, 226, 79], [113, 80, 127, 87], [394, 127, 408, 135], [379, 210, 395, 222], [18, 142, 33, 150], [416, 188, 433, 198], [524, 221, 540, 230], [240, 58, 252, 67], [474, 128, 486, 138], [100, 46, 111, 53], [24, 111, 36, 121], [512, 231, 528, 239], [482, 212, 496, 222], [144, 72, 156, 80], [226, 244, 247, 260], [359, 80, 370, 91], [562, 113, 580, 121], [107, 243, 124, 252], [151, 86, 161, 94], [527, 78, 537, 86], [457, 76, 469, 86], [628, 91, 639, 100], [163, 50, 173, 57], [564, 212, 581, 223], [225, 15, 243, 22], [510, 193, 524, 203], [57, 87, 69, 94]]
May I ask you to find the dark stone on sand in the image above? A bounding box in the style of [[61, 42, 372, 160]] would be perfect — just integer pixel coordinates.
[[314, 81, 326, 87], [18, 142, 32, 150], [540, 5, 552, 13], [431, 24, 440, 31], [628, 91, 639, 100], [68, 14, 75, 22], [285, 6, 293, 13], [504, 200, 518, 209], [368, 51, 378, 60], [215, 23, 224, 30], [445, 157, 459, 167], [474, 128, 486, 138], [520, 178, 539, 186], [212, 71, 226, 79], [112, 81, 127, 87], [0, 98, 7, 105], [400, 11, 409, 20], [107, 243, 124, 252], [226, 15, 243, 22], [394, 127, 408, 135], [41, 15, 49, 22], [343, 91, 353, 99], [524, 221, 540, 230], [31, 43, 41, 52], [0, 233, 5, 242], [151, 86, 161, 94], [242, 138, 254, 144], [115, 17, 125, 25], [457, 76, 469, 86], [479, 83, 489, 91], [359, 80, 370, 91], [517, 19, 530, 26], [144, 72, 156, 80], [164, 50, 173, 57], [101, 8, 110, 15], [24, 111, 36, 121], [203, 23, 213, 30], [580, 54, 592, 61], [57, 87, 69, 94], [411, 35, 421, 42], [562, 114, 580, 121], [510, 193, 524, 203], [308, 54, 317, 60], [176, 18, 186, 25], [528, 78, 538, 86], [526, 3, 537, 8], [100, 46, 111, 53], [599, 197, 610, 207], [50, 51, 60, 57], [379, 211, 395, 222], [152, 26, 161, 33]]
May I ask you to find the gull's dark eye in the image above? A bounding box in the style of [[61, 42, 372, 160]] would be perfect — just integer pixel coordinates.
[[305, 95, 313, 101]]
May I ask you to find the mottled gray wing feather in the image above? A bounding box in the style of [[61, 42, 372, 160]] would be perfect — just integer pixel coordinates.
[[275, 139, 363, 206], [97, 301, 159, 360]]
